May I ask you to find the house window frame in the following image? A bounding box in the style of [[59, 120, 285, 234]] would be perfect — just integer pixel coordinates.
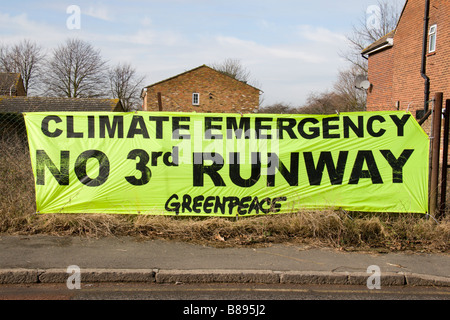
[[192, 92, 200, 105], [428, 24, 437, 53]]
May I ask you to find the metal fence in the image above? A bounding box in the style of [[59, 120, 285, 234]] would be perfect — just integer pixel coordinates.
[[0, 112, 28, 144]]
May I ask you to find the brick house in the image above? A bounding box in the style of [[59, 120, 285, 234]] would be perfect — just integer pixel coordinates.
[[141, 65, 262, 113], [0, 73, 26, 97], [362, 0, 450, 119]]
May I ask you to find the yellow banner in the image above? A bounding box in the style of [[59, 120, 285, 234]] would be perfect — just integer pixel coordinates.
[[24, 111, 429, 215]]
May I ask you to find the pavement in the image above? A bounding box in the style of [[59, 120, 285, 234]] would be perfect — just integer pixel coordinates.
[[0, 234, 449, 287]]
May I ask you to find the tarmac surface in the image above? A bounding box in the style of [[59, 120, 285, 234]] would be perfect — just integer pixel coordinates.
[[0, 235, 449, 286]]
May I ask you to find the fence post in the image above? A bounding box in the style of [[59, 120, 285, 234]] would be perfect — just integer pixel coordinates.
[[429, 92, 443, 215], [439, 99, 450, 217]]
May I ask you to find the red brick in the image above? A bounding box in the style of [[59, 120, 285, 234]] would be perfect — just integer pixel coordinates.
[[142, 65, 261, 113], [366, 0, 450, 115]]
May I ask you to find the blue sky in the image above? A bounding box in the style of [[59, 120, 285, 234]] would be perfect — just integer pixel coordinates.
[[0, 0, 406, 106]]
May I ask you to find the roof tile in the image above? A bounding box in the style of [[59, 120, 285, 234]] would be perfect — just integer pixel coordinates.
[[0, 96, 122, 113]]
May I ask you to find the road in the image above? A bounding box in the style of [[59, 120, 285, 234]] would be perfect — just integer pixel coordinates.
[[2, 282, 447, 318], [1, 282, 449, 300]]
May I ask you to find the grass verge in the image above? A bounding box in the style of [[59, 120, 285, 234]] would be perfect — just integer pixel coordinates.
[[1, 137, 449, 253]]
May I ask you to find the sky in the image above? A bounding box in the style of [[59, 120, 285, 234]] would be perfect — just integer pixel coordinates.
[[0, 0, 406, 107]]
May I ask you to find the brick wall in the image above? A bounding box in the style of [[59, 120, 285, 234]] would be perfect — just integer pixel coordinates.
[[391, 0, 426, 116], [15, 76, 26, 97], [366, 0, 450, 116], [366, 47, 394, 110], [428, 0, 450, 175], [143, 65, 260, 114], [427, 0, 450, 107]]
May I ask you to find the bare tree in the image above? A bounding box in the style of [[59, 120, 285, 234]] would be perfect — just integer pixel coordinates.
[[297, 91, 340, 115], [333, 66, 367, 112], [341, 0, 403, 74], [210, 58, 251, 83], [258, 102, 297, 114], [0, 39, 44, 95], [0, 45, 8, 71], [260, 1, 403, 115], [298, 70, 367, 115], [43, 38, 107, 98], [108, 62, 145, 111]]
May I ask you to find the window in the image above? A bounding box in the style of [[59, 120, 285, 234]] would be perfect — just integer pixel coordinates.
[[429, 24, 437, 53], [192, 93, 200, 105]]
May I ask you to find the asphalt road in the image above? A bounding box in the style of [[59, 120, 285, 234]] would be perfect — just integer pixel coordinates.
[[1, 282, 449, 300], [2, 282, 448, 319]]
